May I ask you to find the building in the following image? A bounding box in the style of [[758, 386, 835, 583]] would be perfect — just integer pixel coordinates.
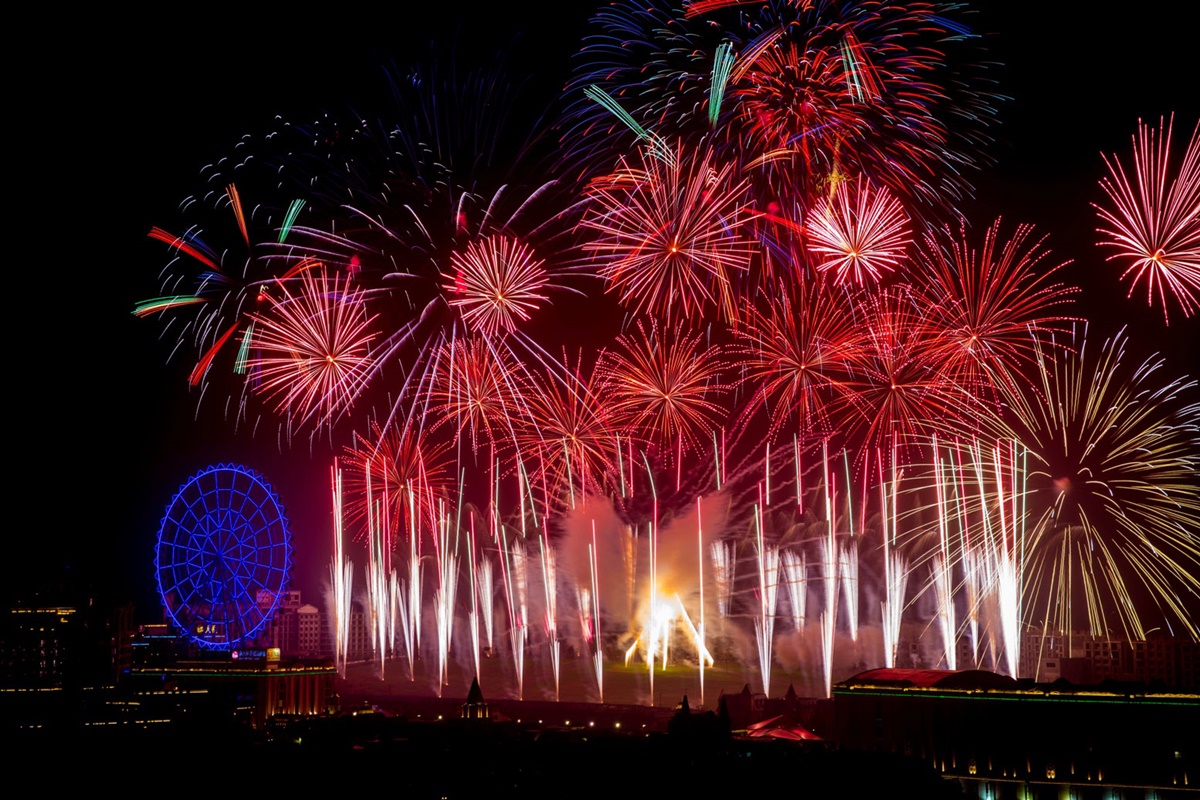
[[833, 668, 1197, 798]]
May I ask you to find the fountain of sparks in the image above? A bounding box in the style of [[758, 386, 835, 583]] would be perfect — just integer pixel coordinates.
[[711, 540, 736, 618], [839, 540, 860, 645], [319, 424, 1061, 709], [782, 549, 807, 633], [931, 439, 959, 670], [539, 531, 561, 701], [365, 491, 392, 679], [500, 530, 529, 700]]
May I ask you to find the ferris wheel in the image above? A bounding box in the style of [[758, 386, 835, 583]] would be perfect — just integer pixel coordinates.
[[155, 463, 293, 649]]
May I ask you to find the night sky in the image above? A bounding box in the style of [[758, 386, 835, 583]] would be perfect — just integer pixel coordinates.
[[19, 3, 1198, 619]]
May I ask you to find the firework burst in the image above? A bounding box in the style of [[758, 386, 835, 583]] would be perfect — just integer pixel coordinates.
[[911, 218, 1080, 398], [806, 178, 911, 286], [444, 234, 553, 337], [992, 325, 1200, 641], [1094, 115, 1200, 323], [581, 141, 759, 323], [733, 276, 863, 442], [598, 320, 731, 457], [246, 267, 379, 430]]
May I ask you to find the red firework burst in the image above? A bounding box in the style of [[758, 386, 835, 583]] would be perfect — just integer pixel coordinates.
[[840, 288, 972, 458], [734, 277, 863, 442], [581, 142, 759, 323], [339, 420, 454, 546], [1094, 115, 1200, 323], [515, 353, 619, 506], [443, 234, 551, 337], [806, 178, 911, 286], [598, 319, 731, 455], [428, 335, 529, 453], [911, 218, 1080, 397], [246, 266, 378, 429]]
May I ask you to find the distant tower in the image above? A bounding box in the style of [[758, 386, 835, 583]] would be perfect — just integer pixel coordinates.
[[461, 677, 489, 720]]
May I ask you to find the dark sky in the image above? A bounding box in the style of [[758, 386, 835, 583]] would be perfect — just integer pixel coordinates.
[[18, 3, 1198, 615]]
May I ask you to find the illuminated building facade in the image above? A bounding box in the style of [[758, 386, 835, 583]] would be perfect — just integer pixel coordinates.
[[833, 668, 1196, 799]]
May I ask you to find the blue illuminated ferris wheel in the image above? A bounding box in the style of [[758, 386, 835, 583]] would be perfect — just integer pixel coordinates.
[[155, 464, 293, 649]]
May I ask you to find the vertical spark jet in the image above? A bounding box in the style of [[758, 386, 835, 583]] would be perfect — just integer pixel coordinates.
[[696, 496, 706, 708], [753, 499, 781, 697], [540, 531, 560, 701], [366, 487, 391, 679], [467, 513, 482, 683], [404, 480, 422, 682], [329, 462, 353, 677], [993, 439, 1023, 678], [821, 443, 839, 698], [932, 439, 957, 671], [501, 529, 528, 700], [711, 540, 736, 618], [433, 499, 459, 697], [782, 550, 807, 632]]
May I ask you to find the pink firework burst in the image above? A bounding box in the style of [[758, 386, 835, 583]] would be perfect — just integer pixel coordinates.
[[339, 420, 454, 547], [581, 142, 759, 323], [806, 178, 911, 286], [247, 267, 378, 429], [1094, 115, 1200, 323], [443, 234, 551, 337]]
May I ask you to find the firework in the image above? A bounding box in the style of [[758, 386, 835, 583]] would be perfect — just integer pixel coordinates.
[[444, 234, 553, 337], [338, 420, 454, 547], [734, 276, 863, 442], [564, 1, 999, 210], [598, 320, 732, 458], [581, 142, 758, 323], [246, 267, 379, 431], [840, 288, 970, 459], [1094, 115, 1200, 323], [428, 335, 530, 454], [910, 218, 1079, 398], [516, 352, 619, 509], [989, 325, 1200, 642], [806, 178, 911, 286]]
